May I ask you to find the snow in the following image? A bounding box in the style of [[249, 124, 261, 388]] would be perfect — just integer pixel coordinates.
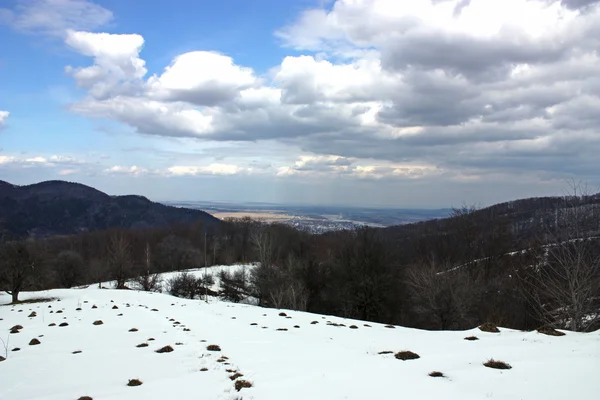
[[1, 265, 599, 400]]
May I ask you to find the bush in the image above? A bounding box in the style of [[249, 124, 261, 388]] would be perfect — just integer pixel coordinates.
[[484, 359, 512, 369], [479, 323, 500, 333], [93, 320, 103, 325], [127, 379, 143, 387], [77, 397, 93, 400], [219, 269, 249, 303], [464, 336, 479, 341], [136, 343, 148, 348], [395, 351, 420, 360], [129, 328, 138, 332], [207, 344, 221, 351], [429, 371, 444, 377], [59, 322, 69, 327], [167, 272, 206, 299], [29, 338, 41, 345]]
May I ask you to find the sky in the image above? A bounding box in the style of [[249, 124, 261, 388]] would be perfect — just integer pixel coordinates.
[[0, 0, 599, 208]]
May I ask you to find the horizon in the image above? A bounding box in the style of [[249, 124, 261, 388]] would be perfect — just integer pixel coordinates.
[[1, 0, 599, 208]]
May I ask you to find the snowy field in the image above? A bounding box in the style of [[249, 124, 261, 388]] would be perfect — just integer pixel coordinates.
[[1, 265, 599, 400]]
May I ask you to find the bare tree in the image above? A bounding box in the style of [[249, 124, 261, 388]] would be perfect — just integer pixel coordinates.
[[519, 181, 600, 331], [54, 250, 84, 288], [107, 233, 132, 289], [405, 257, 480, 330], [133, 243, 162, 292], [0, 239, 36, 303]]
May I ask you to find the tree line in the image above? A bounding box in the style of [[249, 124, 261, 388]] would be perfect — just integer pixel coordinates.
[[1, 189, 599, 332]]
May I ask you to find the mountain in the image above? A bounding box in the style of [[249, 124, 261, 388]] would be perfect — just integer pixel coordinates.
[[0, 180, 221, 238]]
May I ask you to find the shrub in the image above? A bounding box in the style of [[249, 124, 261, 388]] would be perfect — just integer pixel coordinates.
[[311, 321, 318, 324], [112, 305, 119, 310], [10, 328, 20, 334], [92, 305, 97, 309], [294, 325, 300, 328], [479, 323, 500, 333], [484, 359, 512, 369], [537, 327, 566, 336], [395, 351, 420, 360], [93, 320, 103, 326], [48, 323, 56, 327], [384, 325, 395, 329], [0, 356, 5, 362], [429, 371, 444, 377], [72, 350, 82, 354], [28, 312, 37, 317], [349, 325, 358, 329], [234, 380, 253, 391], [12, 348, 20, 351], [219, 269, 249, 303], [147, 338, 155, 341], [230, 373, 244, 380], [276, 328, 288, 331], [11, 325, 23, 331], [129, 328, 139, 332], [207, 344, 221, 351], [56, 310, 63, 314], [378, 351, 393, 355], [29, 338, 41, 345], [464, 336, 479, 341], [136, 343, 148, 348], [155, 345, 174, 353], [279, 312, 287, 317], [200, 367, 208, 371], [77, 397, 93, 400], [127, 379, 143, 387], [167, 272, 204, 299]]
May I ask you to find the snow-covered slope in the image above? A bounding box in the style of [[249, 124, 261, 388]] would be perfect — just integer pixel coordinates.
[[1, 268, 599, 400]]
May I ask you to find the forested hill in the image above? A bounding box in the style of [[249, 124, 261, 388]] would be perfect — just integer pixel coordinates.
[[0, 180, 221, 238]]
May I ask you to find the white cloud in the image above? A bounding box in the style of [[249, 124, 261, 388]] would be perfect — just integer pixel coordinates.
[[167, 164, 243, 176], [104, 165, 150, 176], [0, 0, 112, 36], [58, 0, 600, 186], [0, 110, 9, 127], [147, 51, 258, 106]]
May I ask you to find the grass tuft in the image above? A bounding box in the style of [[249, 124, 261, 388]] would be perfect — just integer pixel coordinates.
[[484, 359, 512, 370], [479, 322, 500, 333], [395, 351, 420, 360], [230, 372, 244, 380], [234, 380, 253, 391], [537, 327, 566, 336], [155, 345, 174, 353]]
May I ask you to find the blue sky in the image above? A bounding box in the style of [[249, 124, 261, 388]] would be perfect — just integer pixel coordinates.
[[1, 0, 599, 207]]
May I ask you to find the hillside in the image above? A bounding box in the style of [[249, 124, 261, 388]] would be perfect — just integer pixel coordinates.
[[0, 180, 221, 237], [1, 265, 598, 400]]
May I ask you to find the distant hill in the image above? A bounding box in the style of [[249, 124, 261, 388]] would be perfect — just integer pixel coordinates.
[[0, 180, 221, 238]]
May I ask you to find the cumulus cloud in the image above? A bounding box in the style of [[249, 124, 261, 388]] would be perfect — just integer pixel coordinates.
[[0, 0, 112, 36], [57, 0, 600, 185], [147, 51, 258, 106]]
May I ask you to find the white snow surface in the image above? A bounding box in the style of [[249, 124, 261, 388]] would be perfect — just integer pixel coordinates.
[[1, 265, 599, 400]]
